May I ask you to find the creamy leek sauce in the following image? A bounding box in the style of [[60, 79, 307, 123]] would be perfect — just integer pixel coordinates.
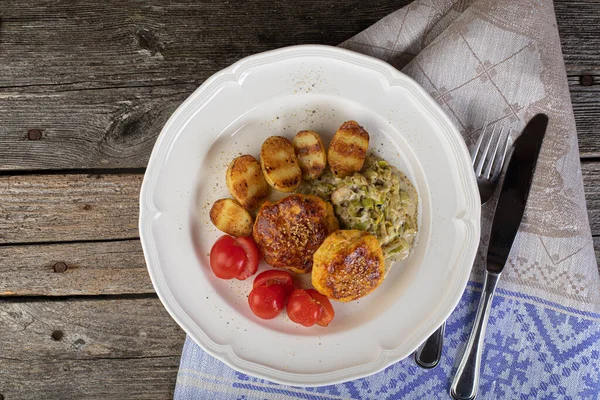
[[299, 155, 418, 260]]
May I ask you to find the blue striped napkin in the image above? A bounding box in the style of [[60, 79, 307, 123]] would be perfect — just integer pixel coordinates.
[[175, 283, 600, 399]]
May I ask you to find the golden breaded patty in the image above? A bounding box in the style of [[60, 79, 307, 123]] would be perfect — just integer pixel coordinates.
[[312, 229, 385, 302], [253, 194, 339, 273]]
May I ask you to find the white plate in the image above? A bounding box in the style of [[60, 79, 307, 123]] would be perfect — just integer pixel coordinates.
[[139, 45, 480, 386]]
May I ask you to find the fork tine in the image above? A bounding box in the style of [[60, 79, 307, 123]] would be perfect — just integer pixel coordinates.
[[490, 128, 512, 180], [471, 122, 488, 165], [484, 126, 504, 179], [475, 125, 496, 176]]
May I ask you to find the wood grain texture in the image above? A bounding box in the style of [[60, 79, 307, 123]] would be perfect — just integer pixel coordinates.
[[582, 161, 600, 237], [0, 174, 141, 244], [0, 0, 408, 171], [0, 0, 597, 169], [0, 357, 180, 400], [1, 165, 599, 246], [0, 84, 194, 170], [568, 75, 600, 158], [555, 0, 600, 159], [1, 230, 596, 298], [0, 297, 184, 399], [0, 0, 407, 87], [0, 297, 183, 360], [555, 0, 600, 71], [0, 240, 152, 296]]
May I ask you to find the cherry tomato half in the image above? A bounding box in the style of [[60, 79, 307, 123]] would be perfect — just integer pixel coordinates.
[[252, 270, 294, 295], [248, 284, 288, 319], [209, 236, 246, 279], [306, 289, 335, 327], [234, 236, 260, 280], [286, 289, 323, 327], [209, 235, 261, 280], [248, 270, 295, 320]]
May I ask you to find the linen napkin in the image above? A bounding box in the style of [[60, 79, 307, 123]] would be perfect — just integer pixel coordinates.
[[175, 0, 600, 398]]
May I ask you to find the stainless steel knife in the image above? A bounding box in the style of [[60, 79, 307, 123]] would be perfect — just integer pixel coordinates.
[[450, 113, 549, 400]]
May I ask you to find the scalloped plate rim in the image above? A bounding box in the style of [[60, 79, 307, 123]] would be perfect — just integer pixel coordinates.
[[139, 44, 480, 386]]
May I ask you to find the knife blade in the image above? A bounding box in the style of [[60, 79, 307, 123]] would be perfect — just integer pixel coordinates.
[[486, 113, 548, 273], [450, 113, 548, 400]]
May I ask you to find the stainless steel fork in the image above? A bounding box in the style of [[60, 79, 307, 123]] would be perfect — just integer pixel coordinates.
[[414, 123, 512, 369], [471, 124, 512, 203]]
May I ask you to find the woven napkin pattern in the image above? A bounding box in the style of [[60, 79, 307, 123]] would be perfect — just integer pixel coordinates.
[[175, 0, 600, 398]]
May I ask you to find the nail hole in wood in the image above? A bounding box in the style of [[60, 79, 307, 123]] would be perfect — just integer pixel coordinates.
[[51, 330, 64, 341], [136, 29, 163, 56], [53, 262, 68, 273], [27, 129, 43, 140], [580, 75, 593, 86]]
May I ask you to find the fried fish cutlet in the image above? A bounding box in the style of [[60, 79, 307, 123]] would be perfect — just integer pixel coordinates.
[[312, 229, 385, 302], [253, 194, 339, 273]]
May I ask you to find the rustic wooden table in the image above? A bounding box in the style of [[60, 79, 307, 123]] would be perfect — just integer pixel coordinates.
[[0, 1, 597, 398]]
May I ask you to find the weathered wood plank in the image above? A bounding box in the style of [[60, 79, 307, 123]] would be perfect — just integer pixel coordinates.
[[0, 84, 194, 170], [0, 297, 184, 399], [0, 0, 593, 87], [555, 0, 599, 159], [568, 75, 600, 158], [1, 233, 596, 297], [0, 240, 152, 296], [0, 174, 142, 244], [0, 0, 406, 88], [0, 75, 596, 171], [555, 0, 600, 71], [0, 0, 597, 170], [0, 297, 184, 360], [0, 357, 181, 400], [0, 0, 407, 171], [582, 161, 600, 237], [1, 161, 599, 246]]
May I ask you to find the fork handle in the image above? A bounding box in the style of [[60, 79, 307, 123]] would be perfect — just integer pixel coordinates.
[[450, 271, 501, 400], [415, 323, 445, 368]]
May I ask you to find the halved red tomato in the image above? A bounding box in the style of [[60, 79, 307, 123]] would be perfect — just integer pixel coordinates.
[[247, 270, 295, 320], [248, 284, 288, 320], [209, 236, 246, 279], [252, 270, 294, 295], [286, 289, 323, 327], [306, 289, 335, 327], [209, 235, 261, 280], [234, 236, 260, 280]]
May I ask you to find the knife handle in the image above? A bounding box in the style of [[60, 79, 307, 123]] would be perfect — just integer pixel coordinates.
[[450, 270, 501, 400]]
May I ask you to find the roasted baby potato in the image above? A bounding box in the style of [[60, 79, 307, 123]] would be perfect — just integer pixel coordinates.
[[209, 198, 253, 237], [328, 121, 370, 178], [226, 155, 269, 211], [253, 194, 339, 273], [260, 136, 302, 192], [312, 229, 385, 302], [292, 130, 327, 180]]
